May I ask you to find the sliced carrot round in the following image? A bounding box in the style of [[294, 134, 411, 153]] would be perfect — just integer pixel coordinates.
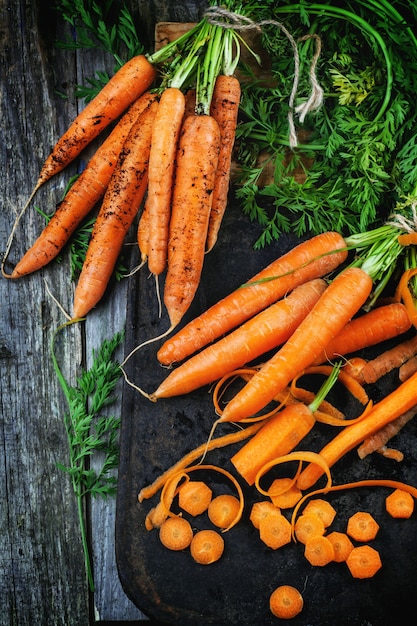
[[178, 480, 213, 516], [190, 529, 224, 565], [385, 488, 415, 519], [294, 513, 325, 545], [259, 512, 292, 550], [250, 501, 280, 529], [327, 531, 354, 562], [269, 585, 304, 619], [346, 545, 382, 578], [208, 494, 241, 529], [302, 498, 336, 528], [304, 535, 335, 567], [347, 511, 380, 542], [159, 516, 193, 551]]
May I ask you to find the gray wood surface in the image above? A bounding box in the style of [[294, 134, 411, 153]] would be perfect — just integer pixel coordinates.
[[0, 0, 207, 623]]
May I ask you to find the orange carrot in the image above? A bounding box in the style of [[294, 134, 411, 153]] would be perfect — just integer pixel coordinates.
[[267, 479, 303, 509], [150, 279, 327, 400], [327, 531, 354, 562], [346, 511, 380, 542], [259, 511, 292, 549], [207, 494, 241, 529], [177, 480, 212, 516], [399, 355, 417, 381], [294, 513, 325, 544], [137, 203, 150, 269], [357, 333, 417, 384], [313, 303, 412, 365], [230, 403, 316, 486], [346, 545, 382, 578], [304, 535, 335, 566], [145, 87, 186, 277], [385, 488, 415, 519], [357, 406, 417, 460], [297, 370, 417, 491], [159, 516, 194, 551], [269, 585, 304, 619], [163, 113, 221, 328], [249, 501, 280, 529], [302, 498, 336, 528], [157, 231, 348, 365], [11, 92, 157, 278], [206, 75, 241, 252], [219, 267, 373, 423], [190, 529, 224, 564], [36, 55, 156, 190], [72, 98, 158, 319]]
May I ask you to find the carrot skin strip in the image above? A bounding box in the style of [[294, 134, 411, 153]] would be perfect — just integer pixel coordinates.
[[146, 87, 186, 276], [151, 278, 327, 399], [164, 113, 221, 328], [220, 267, 373, 423], [297, 370, 417, 490], [12, 92, 157, 277], [72, 99, 159, 319], [313, 303, 412, 365], [206, 75, 241, 252], [37, 55, 156, 188], [157, 231, 348, 365]]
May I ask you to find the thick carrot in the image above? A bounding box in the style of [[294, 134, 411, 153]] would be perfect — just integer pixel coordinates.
[[150, 278, 327, 400], [230, 402, 316, 485], [157, 231, 348, 365], [296, 369, 417, 491], [36, 55, 156, 190], [145, 87, 186, 277], [11, 92, 157, 278], [220, 267, 373, 423], [164, 113, 221, 328], [206, 75, 241, 253], [72, 99, 158, 319], [313, 303, 412, 365]]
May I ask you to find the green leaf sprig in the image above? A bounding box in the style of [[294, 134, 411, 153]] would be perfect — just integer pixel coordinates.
[[51, 326, 125, 592]]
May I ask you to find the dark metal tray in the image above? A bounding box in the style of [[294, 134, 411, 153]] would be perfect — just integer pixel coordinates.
[[116, 204, 417, 625]]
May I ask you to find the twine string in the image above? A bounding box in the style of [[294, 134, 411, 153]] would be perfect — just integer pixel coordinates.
[[204, 6, 324, 148]]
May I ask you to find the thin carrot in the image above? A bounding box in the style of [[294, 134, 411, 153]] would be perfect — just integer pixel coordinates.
[[72, 98, 158, 319], [137, 203, 150, 269], [145, 87, 186, 277], [36, 55, 156, 190], [207, 494, 241, 529], [219, 267, 373, 423], [357, 333, 417, 384], [302, 498, 336, 528], [157, 231, 348, 365], [206, 75, 241, 252], [150, 279, 327, 400], [326, 531, 354, 562], [11, 92, 157, 278], [385, 488, 415, 519], [163, 113, 221, 329], [346, 545, 382, 578], [298, 374, 417, 491], [357, 406, 417, 460], [269, 585, 304, 620], [230, 403, 316, 486], [296, 370, 417, 491], [346, 511, 380, 542], [159, 516, 194, 551], [190, 529, 224, 564], [399, 355, 417, 381], [313, 303, 412, 365], [304, 535, 335, 566], [294, 513, 325, 544], [259, 511, 292, 550], [177, 480, 212, 516]]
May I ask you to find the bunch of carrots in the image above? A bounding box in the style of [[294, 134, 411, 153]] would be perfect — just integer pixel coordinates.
[[2, 3, 249, 328]]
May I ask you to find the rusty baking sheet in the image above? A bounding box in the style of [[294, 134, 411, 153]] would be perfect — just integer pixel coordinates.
[[115, 201, 417, 625]]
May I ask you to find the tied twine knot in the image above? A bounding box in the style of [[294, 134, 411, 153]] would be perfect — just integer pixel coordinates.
[[204, 6, 324, 149]]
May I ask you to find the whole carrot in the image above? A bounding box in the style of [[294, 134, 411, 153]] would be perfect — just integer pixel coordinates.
[[157, 231, 348, 365], [296, 370, 417, 491], [312, 302, 412, 364], [145, 87, 186, 277], [36, 55, 156, 190], [164, 113, 221, 328], [206, 75, 241, 252], [72, 98, 159, 319], [219, 267, 373, 423], [11, 92, 157, 278], [150, 279, 326, 399]]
